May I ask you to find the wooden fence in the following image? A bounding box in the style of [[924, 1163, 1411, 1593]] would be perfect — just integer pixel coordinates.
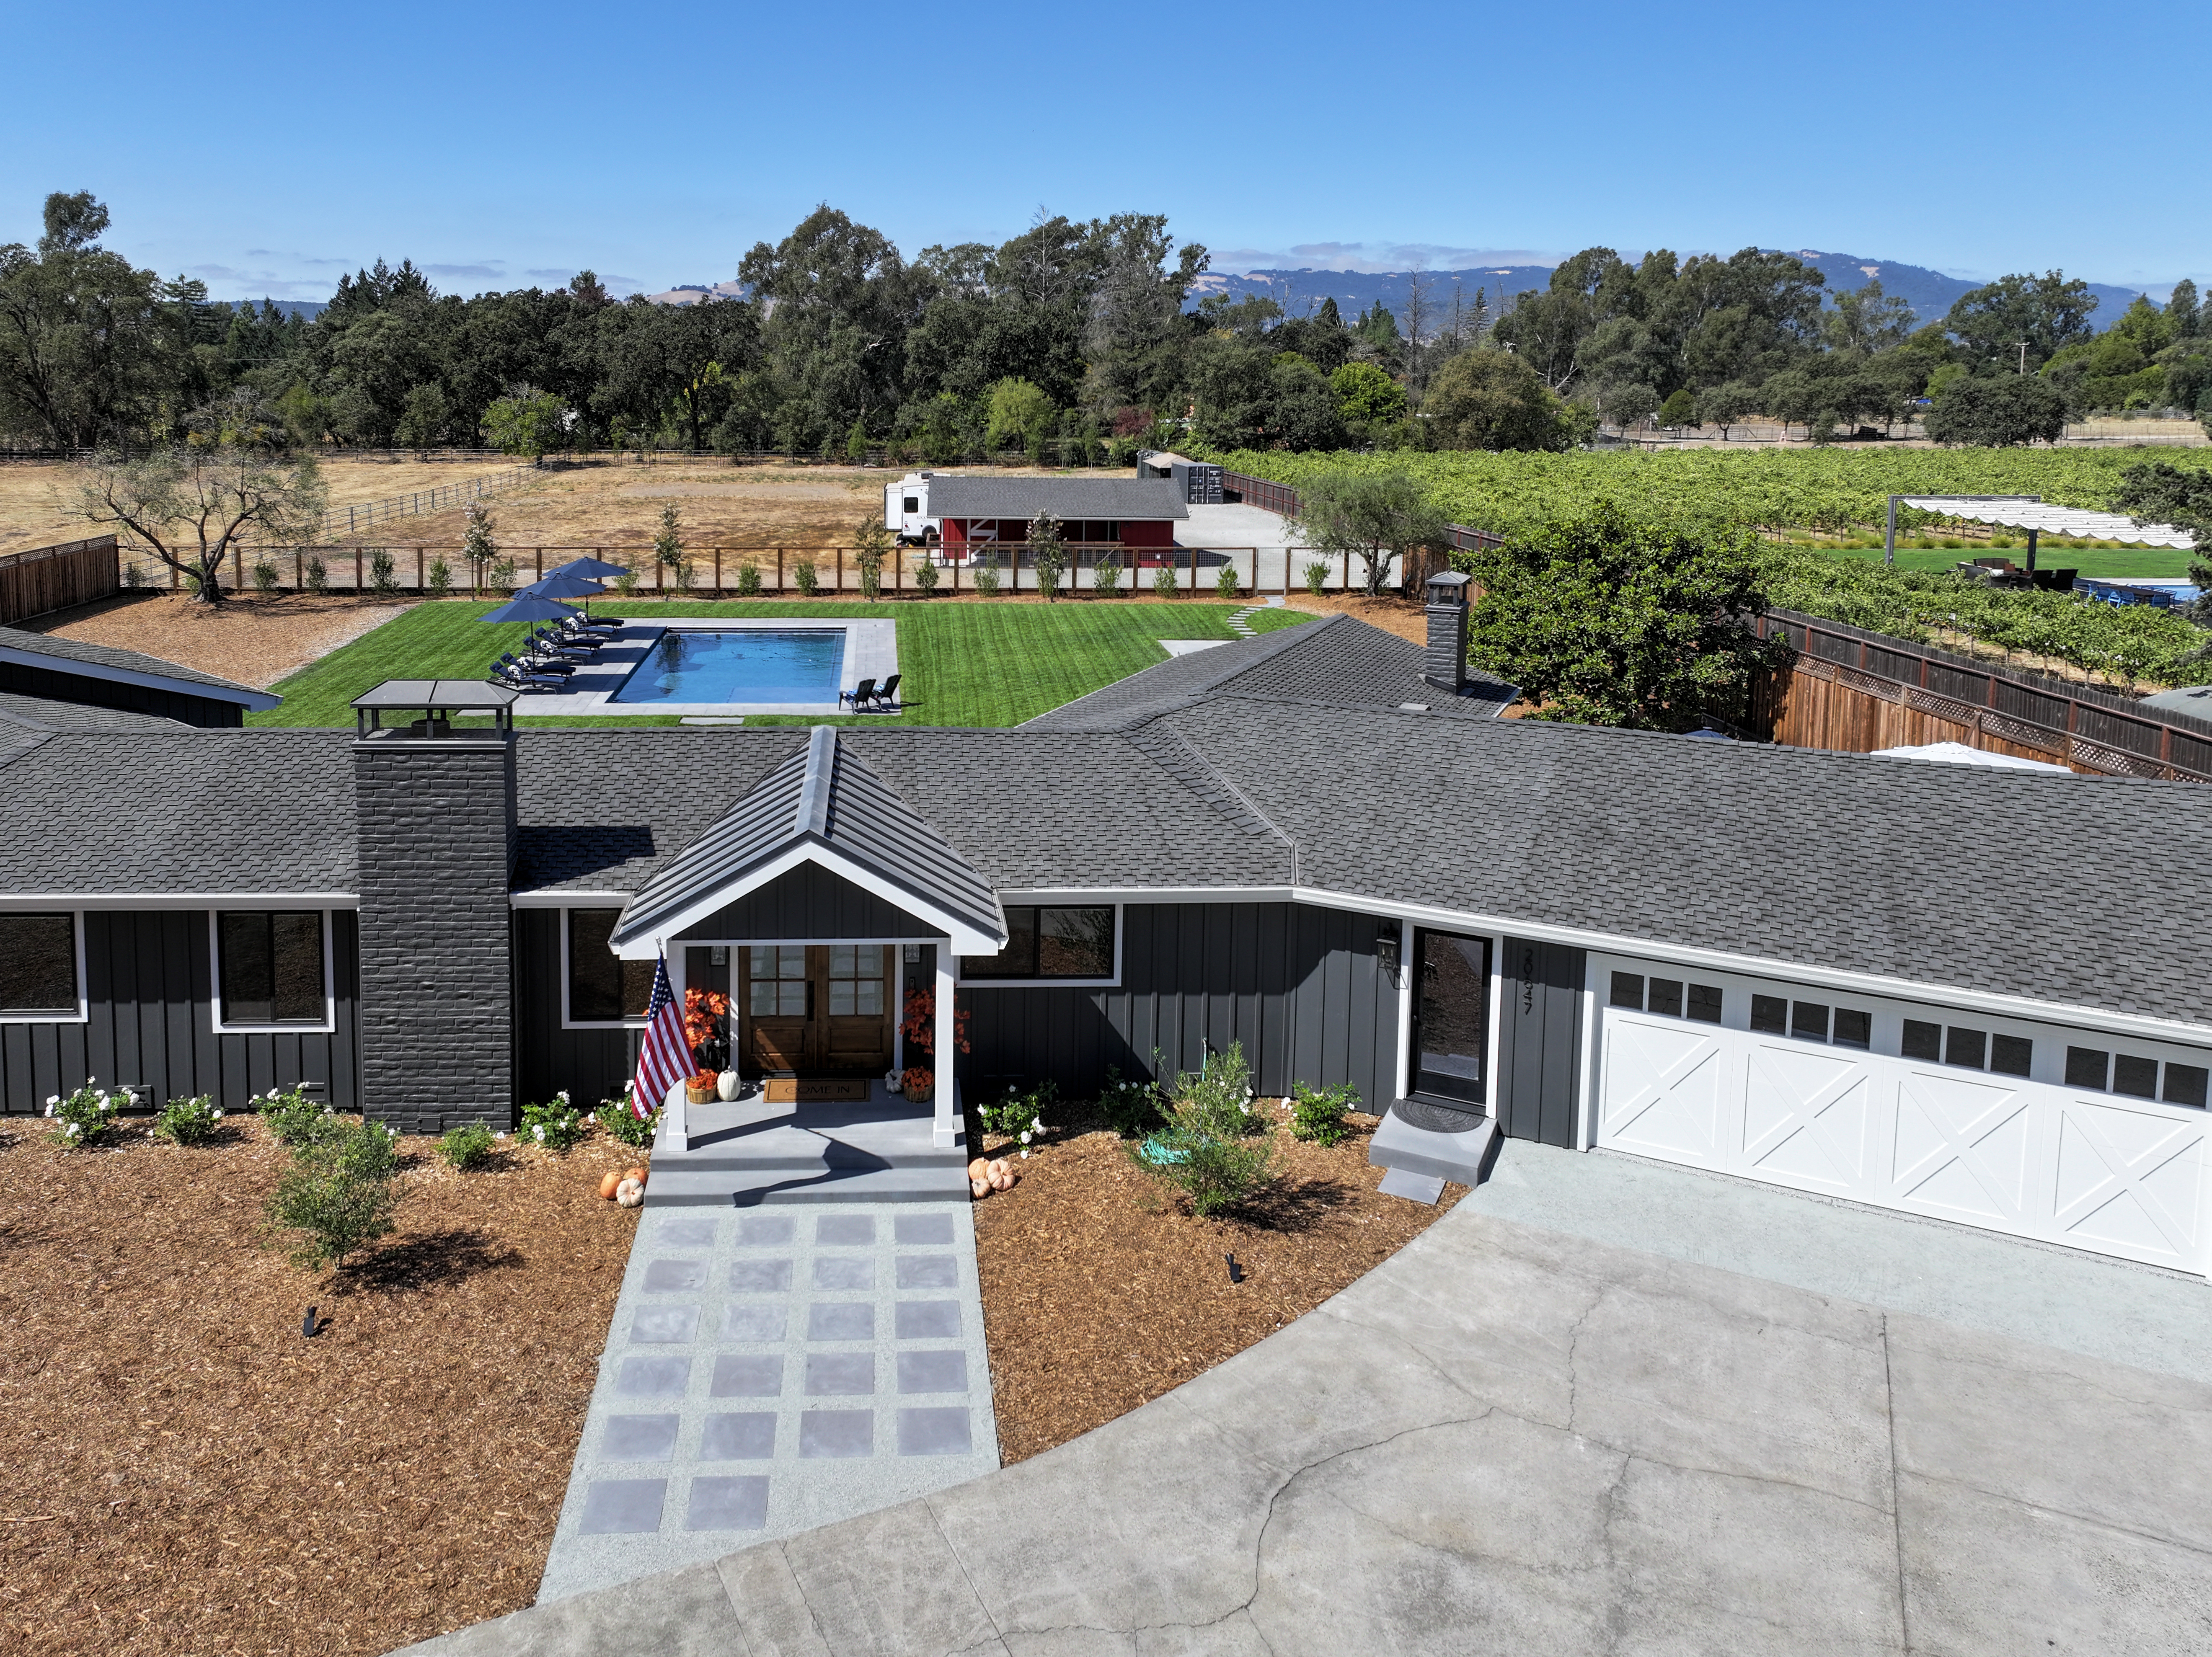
[[1752, 606, 2212, 782], [0, 536, 119, 625]]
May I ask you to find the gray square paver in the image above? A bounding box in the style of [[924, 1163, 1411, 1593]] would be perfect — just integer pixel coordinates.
[[687, 1475, 770, 1532], [701, 1412, 777, 1459], [631, 1305, 701, 1344], [897, 1407, 972, 1456], [710, 1353, 783, 1397], [895, 1300, 961, 1340], [897, 1350, 968, 1394], [800, 1409, 875, 1458], [806, 1353, 875, 1395], [808, 1302, 874, 1341], [615, 1356, 691, 1397], [723, 1304, 788, 1341], [601, 1415, 680, 1460], [895, 1213, 954, 1245], [817, 1214, 875, 1245], [658, 1218, 718, 1248], [643, 1259, 708, 1293], [579, 1479, 666, 1534], [737, 1215, 794, 1246], [729, 1259, 793, 1293], [813, 1256, 875, 1290], [896, 1254, 958, 1290]]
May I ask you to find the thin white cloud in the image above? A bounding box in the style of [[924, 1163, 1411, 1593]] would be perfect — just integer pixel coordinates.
[[423, 261, 507, 281], [1210, 241, 1568, 274], [185, 263, 334, 301]]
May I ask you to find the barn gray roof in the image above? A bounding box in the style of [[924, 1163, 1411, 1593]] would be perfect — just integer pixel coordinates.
[[0, 625, 277, 707], [925, 475, 1187, 522], [0, 690, 192, 735]]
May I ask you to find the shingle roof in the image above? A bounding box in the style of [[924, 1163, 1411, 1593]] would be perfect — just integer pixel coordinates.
[[0, 690, 191, 735], [926, 476, 1188, 523], [0, 625, 275, 705]]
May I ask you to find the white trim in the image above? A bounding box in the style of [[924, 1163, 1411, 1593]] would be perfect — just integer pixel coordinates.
[[0, 893, 357, 911], [990, 883, 2212, 1045], [513, 890, 631, 909], [0, 909, 88, 1025], [1391, 918, 1414, 1103], [955, 903, 1123, 988], [610, 841, 1001, 959], [0, 643, 277, 709], [559, 906, 650, 1030], [208, 907, 337, 1035]]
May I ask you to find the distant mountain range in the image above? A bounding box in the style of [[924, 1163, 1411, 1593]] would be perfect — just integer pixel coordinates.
[[1191, 253, 2159, 333]]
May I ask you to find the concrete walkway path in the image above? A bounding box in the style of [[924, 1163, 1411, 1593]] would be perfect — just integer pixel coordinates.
[[399, 1141, 2212, 1655]]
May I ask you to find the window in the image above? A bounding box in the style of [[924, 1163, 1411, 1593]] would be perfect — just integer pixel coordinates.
[[1945, 1027, 1987, 1070], [1610, 972, 1644, 1010], [0, 913, 78, 1015], [1832, 1009, 1871, 1049], [2165, 1065, 2209, 1109], [1990, 1035, 2033, 1077], [1791, 1001, 1830, 1042], [567, 909, 656, 1023], [826, 946, 885, 1017], [1647, 978, 1682, 1018], [2064, 1046, 2109, 1090], [961, 906, 1115, 980], [216, 911, 326, 1025], [747, 946, 807, 1016], [902, 496, 919, 513], [1750, 994, 1788, 1035], [1687, 984, 1723, 1025], [1902, 1019, 1944, 1062], [2113, 1054, 2160, 1100]]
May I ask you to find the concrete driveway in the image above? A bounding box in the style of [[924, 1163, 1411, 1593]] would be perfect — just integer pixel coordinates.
[[399, 1142, 2212, 1655]]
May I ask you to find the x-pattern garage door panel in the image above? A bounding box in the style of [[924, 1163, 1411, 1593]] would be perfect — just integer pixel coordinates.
[[1742, 1042, 1873, 1194], [2049, 1098, 2205, 1267], [1600, 1017, 1726, 1168], [1891, 1072, 2034, 1228]]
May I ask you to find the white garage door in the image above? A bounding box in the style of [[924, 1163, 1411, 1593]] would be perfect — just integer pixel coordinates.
[[1594, 971, 2211, 1275]]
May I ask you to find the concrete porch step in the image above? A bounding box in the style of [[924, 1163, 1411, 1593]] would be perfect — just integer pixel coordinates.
[[1369, 1105, 1499, 1187], [641, 1163, 972, 1208]]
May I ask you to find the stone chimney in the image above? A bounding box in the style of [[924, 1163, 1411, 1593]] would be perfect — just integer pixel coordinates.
[[351, 682, 519, 1134], [1423, 571, 1471, 693]]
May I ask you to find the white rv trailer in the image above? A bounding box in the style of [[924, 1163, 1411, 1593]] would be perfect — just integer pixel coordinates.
[[885, 472, 939, 545]]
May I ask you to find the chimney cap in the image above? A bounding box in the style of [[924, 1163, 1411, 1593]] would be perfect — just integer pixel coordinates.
[[352, 679, 519, 739], [1425, 570, 1471, 595]]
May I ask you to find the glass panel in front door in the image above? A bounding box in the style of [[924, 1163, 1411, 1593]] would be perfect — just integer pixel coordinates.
[[1415, 932, 1490, 1104], [746, 945, 810, 1073], [824, 945, 890, 1074]]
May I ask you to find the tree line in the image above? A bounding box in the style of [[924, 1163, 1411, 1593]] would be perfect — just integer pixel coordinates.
[[4, 191, 2207, 463]]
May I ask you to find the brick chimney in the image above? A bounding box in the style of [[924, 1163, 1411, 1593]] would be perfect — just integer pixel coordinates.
[[351, 683, 519, 1134], [1423, 571, 1471, 693]]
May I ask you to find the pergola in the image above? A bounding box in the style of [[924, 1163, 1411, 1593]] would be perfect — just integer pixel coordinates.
[[1884, 493, 2197, 570]]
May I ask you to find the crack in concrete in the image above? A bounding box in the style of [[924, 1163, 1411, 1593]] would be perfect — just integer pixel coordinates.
[[1897, 1466, 2212, 1560], [924, 1494, 1009, 1654], [1881, 1314, 1913, 1656]]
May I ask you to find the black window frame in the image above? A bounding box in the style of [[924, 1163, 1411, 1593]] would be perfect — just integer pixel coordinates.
[[566, 908, 658, 1025], [214, 909, 329, 1028], [960, 905, 1117, 981], [0, 911, 80, 1017]]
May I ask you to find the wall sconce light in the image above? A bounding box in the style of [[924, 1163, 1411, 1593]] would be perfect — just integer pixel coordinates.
[[1375, 933, 1401, 978]]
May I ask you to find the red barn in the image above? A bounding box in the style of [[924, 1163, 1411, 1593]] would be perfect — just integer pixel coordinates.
[[885, 473, 1187, 562]]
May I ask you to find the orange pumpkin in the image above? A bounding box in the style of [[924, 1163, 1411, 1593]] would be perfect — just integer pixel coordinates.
[[598, 1170, 623, 1201], [624, 1166, 648, 1187]]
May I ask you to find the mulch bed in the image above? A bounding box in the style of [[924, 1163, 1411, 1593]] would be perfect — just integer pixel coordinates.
[[25, 591, 414, 691], [972, 1115, 1462, 1464], [0, 1115, 643, 1657]]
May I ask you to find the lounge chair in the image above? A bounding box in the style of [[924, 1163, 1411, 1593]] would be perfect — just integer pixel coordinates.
[[498, 651, 574, 679], [838, 677, 878, 712], [527, 627, 595, 658], [490, 664, 565, 692], [871, 673, 902, 711], [563, 614, 620, 638]]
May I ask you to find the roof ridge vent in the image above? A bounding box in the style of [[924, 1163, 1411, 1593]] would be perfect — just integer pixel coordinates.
[[795, 725, 837, 838]]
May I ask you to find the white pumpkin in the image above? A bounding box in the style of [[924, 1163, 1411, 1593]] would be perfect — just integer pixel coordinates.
[[615, 1177, 646, 1208]]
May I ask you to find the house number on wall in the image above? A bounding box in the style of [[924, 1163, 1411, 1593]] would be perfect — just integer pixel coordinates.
[[1521, 948, 1536, 1016]]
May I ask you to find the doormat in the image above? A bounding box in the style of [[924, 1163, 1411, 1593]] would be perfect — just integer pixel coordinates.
[[764, 1078, 873, 1103]]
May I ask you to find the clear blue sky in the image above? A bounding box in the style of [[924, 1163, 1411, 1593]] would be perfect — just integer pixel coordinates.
[[5, 0, 2204, 302]]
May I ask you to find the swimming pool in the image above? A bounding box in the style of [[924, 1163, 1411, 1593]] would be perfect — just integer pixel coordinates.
[[609, 628, 846, 705]]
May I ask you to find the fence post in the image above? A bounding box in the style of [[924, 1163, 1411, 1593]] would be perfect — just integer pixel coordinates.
[[778, 547, 786, 592], [837, 545, 845, 594], [355, 547, 364, 591], [416, 547, 425, 593], [714, 546, 722, 594], [232, 543, 244, 594]]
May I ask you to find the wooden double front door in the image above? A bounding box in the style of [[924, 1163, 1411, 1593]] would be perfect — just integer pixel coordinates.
[[736, 944, 893, 1077]]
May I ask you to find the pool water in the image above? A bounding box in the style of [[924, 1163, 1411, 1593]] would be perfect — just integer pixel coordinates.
[[610, 628, 846, 705]]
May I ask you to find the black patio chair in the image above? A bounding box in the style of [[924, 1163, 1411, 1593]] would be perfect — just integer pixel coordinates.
[[870, 673, 902, 711], [838, 677, 878, 712]]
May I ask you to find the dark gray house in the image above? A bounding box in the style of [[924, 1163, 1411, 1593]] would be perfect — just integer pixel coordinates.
[[3, 595, 2209, 1275]]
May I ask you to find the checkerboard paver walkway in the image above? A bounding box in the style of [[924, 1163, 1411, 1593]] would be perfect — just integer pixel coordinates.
[[537, 1200, 998, 1602]]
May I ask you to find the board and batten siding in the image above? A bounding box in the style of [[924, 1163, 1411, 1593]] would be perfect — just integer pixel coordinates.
[[672, 864, 948, 942], [962, 902, 1399, 1105], [515, 908, 637, 1112], [0, 910, 359, 1114]]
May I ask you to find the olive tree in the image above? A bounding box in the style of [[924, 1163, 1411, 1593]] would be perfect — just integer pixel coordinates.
[[73, 446, 326, 606], [1289, 470, 1450, 596]]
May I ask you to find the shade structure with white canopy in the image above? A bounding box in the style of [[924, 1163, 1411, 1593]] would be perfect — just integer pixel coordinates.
[[1885, 492, 2197, 570]]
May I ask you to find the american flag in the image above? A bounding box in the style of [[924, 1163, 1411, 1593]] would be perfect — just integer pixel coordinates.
[[631, 955, 692, 1120]]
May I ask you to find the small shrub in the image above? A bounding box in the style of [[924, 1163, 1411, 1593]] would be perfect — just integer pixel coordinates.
[[734, 562, 762, 596], [980, 1079, 1056, 1147], [1304, 559, 1331, 596], [261, 1084, 336, 1147], [121, 561, 145, 589], [596, 1088, 661, 1149], [793, 558, 819, 596], [489, 556, 518, 594], [520, 1092, 588, 1152], [266, 1120, 401, 1271], [1173, 1041, 1264, 1138], [437, 1120, 498, 1170], [1215, 561, 1242, 600], [252, 559, 281, 596], [1287, 1079, 1361, 1147], [427, 557, 453, 596], [304, 554, 328, 595], [155, 1093, 223, 1146], [971, 551, 1001, 596], [1091, 550, 1122, 595], [1132, 1042, 1279, 1217], [911, 550, 940, 596], [45, 1077, 129, 1149], [1151, 563, 1179, 600], [1163, 1133, 1279, 1219], [370, 549, 399, 594], [1098, 1066, 1164, 1138]]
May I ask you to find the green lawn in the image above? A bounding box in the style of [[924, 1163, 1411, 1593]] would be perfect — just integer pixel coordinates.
[[249, 599, 1313, 729]]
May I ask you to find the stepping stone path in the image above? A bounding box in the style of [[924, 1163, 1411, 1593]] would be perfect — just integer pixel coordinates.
[[537, 1200, 998, 1602], [1225, 594, 1287, 638]]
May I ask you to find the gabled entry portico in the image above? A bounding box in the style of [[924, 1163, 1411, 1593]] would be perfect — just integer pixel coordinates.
[[607, 727, 1007, 1158]]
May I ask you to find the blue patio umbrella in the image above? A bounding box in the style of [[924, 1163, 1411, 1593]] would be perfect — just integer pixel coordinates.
[[545, 555, 630, 579], [478, 590, 579, 626]]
